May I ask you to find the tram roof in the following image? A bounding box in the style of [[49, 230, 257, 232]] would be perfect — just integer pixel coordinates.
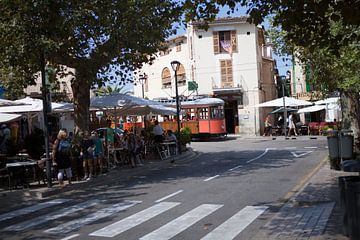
[[157, 97, 224, 107]]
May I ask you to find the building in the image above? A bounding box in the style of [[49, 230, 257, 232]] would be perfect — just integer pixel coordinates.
[[134, 17, 277, 135]]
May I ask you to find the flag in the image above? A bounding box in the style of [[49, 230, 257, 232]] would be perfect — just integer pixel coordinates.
[[220, 40, 233, 56]]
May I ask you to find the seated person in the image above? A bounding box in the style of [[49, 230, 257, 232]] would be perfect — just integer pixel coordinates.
[[165, 130, 177, 142]]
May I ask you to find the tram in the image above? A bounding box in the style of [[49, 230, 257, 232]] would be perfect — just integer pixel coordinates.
[[160, 98, 227, 138]]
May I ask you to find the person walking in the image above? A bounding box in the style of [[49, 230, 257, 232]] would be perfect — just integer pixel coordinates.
[[81, 131, 95, 180], [287, 113, 298, 137], [92, 132, 104, 175], [263, 116, 272, 136], [52, 129, 72, 187]]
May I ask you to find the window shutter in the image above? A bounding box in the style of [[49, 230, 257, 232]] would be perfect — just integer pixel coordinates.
[[231, 30, 237, 52], [220, 59, 233, 88], [213, 32, 220, 54]]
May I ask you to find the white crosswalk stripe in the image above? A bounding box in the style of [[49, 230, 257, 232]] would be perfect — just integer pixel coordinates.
[[1, 198, 270, 239], [140, 204, 223, 240], [201, 206, 268, 240], [45, 200, 141, 234], [89, 201, 180, 238], [0, 198, 70, 222], [3, 199, 101, 231]]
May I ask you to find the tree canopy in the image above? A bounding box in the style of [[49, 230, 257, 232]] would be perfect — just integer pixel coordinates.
[[0, 0, 182, 131]]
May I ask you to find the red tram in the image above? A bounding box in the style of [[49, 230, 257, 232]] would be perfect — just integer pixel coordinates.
[[160, 98, 227, 138]]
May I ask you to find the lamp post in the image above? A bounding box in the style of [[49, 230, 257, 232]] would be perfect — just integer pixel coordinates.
[[171, 60, 181, 154], [139, 73, 147, 99], [139, 73, 147, 129]]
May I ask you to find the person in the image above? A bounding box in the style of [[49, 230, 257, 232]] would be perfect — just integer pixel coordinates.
[[81, 131, 95, 180], [165, 130, 177, 155], [52, 129, 72, 187], [263, 116, 272, 136], [0, 124, 11, 153], [287, 113, 298, 137], [92, 132, 104, 175], [152, 120, 164, 143]]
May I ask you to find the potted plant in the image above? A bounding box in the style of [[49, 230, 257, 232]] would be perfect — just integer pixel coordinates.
[[179, 127, 192, 151]]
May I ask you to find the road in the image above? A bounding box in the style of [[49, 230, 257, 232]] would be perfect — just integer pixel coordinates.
[[0, 136, 328, 240]]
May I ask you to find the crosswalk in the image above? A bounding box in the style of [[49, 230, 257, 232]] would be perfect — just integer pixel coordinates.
[[0, 198, 269, 239]]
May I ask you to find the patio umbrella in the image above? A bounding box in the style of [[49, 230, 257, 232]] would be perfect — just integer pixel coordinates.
[[0, 99, 28, 106], [268, 107, 297, 115], [297, 105, 326, 113], [255, 97, 313, 107], [118, 105, 179, 116], [0, 113, 22, 123], [90, 93, 162, 108]]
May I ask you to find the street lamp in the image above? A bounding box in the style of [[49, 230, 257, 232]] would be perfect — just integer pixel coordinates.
[[139, 73, 147, 129], [139, 73, 147, 99], [171, 60, 181, 154]]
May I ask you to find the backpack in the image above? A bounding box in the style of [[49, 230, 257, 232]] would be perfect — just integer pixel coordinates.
[[57, 139, 71, 156]]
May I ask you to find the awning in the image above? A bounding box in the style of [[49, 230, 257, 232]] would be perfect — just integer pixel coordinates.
[[0, 113, 22, 123], [255, 97, 313, 107], [297, 105, 326, 113]]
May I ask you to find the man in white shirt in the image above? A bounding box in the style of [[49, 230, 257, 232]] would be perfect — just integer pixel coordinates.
[[152, 120, 164, 143]]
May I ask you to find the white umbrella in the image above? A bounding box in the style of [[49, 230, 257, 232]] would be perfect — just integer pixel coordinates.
[[297, 105, 326, 113], [0, 113, 22, 123], [0, 97, 63, 113], [0, 99, 28, 106], [314, 97, 340, 105], [255, 97, 313, 107]]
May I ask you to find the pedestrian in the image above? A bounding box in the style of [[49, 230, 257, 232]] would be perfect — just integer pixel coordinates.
[[52, 129, 72, 187], [263, 116, 272, 136], [0, 124, 11, 153], [152, 120, 164, 143], [91, 131, 104, 175], [80, 131, 95, 180], [287, 113, 298, 137]]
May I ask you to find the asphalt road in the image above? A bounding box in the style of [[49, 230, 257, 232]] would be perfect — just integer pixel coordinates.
[[0, 136, 328, 240]]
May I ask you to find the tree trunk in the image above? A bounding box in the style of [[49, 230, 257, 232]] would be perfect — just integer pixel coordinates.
[[346, 92, 360, 153], [72, 68, 91, 134]]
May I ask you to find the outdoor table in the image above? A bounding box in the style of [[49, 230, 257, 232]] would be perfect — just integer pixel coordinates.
[[6, 161, 37, 189], [160, 141, 177, 158]]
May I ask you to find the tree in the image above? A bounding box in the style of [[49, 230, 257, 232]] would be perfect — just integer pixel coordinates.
[[96, 85, 133, 96], [0, 1, 181, 133]]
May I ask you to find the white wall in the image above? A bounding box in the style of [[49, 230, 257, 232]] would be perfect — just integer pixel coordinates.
[[135, 20, 271, 135]]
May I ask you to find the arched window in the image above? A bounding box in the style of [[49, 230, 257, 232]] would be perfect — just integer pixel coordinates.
[[176, 64, 186, 86], [161, 68, 171, 89]]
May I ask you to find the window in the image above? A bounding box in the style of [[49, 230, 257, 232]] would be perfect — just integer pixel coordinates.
[[210, 106, 224, 119], [220, 59, 233, 88], [176, 42, 181, 52], [213, 30, 237, 54], [176, 64, 186, 86], [161, 68, 171, 89], [198, 107, 209, 120]]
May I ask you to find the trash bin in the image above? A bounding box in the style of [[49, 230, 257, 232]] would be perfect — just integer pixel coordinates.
[[340, 130, 354, 159], [344, 176, 360, 240], [338, 176, 360, 236], [327, 130, 339, 159]]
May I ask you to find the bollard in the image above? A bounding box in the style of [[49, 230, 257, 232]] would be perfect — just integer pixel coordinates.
[[344, 176, 360, 240], [338, 176, 359, 236]]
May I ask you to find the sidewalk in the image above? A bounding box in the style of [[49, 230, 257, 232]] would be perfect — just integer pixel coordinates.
[[0, 148, 198, 212], [253, 159, 357, 240]]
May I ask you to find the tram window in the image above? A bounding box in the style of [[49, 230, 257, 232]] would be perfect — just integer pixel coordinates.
[[199, 108, 209, 120], [210, 106, 224, 119]]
